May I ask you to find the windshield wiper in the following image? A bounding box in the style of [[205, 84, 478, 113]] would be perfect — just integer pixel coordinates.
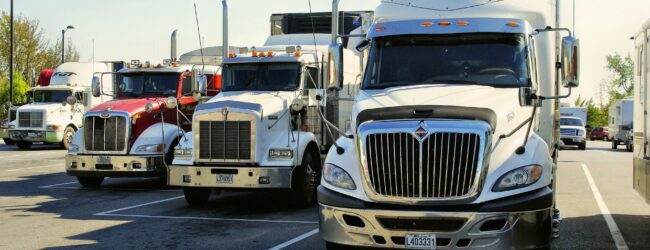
[[431, 79, 484, 85]]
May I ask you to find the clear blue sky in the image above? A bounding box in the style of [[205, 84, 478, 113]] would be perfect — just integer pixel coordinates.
[[1, 0, 649, 104]]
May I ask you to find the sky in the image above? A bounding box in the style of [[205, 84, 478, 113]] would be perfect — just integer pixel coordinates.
[[1, 0, 649, 104]]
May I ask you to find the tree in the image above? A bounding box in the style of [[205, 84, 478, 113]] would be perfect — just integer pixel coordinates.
[[0, 71, 29, 119], [574, 95, 608, 128], [602, 54, 634, 104]]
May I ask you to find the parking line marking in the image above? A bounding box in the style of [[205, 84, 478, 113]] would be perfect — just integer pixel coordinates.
[[581, 164, 629, 250], [268, 228, 320, 250], [96, 213, 318, 224], [94, 196, 185, 215], [38, 181, 79, 188], [43, 186, 181, 192], [7, 163, 62, 172]]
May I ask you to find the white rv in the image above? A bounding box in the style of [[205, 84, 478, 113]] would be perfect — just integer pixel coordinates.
[[8, 62, 120, 150], [633, 19, 650, 205], [609, 97, 634, 151], [318, 0, 580, 249], [167, 2, 371, 206]]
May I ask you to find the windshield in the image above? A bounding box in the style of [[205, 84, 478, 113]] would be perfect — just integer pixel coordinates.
[[118, 73, 180, 97], [363, 33, 531, 89], [561, 118, 584, 126], [222, 63, 301, 91], [32, 90, 72, 103]]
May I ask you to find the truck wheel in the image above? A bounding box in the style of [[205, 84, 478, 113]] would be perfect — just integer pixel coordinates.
[[61, 126, 76, 150], [77, 176, 104, 188], [291, 152, 319, 207], [16, 141, 32, 150], [579, 143, 586, 150], [325, 242, 350, 250], [611, 140, 617, 149], [3, 138, 15, 145], [183, 187, 211, 206], [626, 143, 633, 152]]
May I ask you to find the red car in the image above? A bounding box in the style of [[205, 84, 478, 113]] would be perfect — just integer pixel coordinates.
[[590, 127, 609, 141]]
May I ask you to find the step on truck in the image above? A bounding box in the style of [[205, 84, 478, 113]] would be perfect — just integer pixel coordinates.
[[168, 1, 372, 206], [8, 62, 122, 150], [65, 30, 223, 187], [319, 0, 580, 249], [633, 20, 650, 205]]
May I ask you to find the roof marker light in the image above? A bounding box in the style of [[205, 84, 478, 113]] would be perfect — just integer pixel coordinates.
[[375, 25, 386, 31], [421, 21, 433, 27], [457, 21, 470, 26], [507, 22, 520, 27], [228, 52, 236, 58], [294, 51, 302, 57], [438, 21, 452, 26], [267, 51, 273, 57]]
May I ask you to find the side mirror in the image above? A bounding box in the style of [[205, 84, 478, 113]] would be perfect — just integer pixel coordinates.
[[561, 36, 580, 88], [327, 43, 344, 90], [66, 95, 77, 106], [191, 69, 207, 101], [355, 39, 370, 52], [165, 96, 178, 109], [91, 76, 101, 97], [519, 87, 535, 106]]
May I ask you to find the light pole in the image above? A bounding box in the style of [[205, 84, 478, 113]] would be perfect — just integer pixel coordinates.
[[61, 25, 74, 64], [9, 0, 13, 105]]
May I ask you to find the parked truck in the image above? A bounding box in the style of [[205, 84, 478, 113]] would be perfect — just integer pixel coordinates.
[[168, 1, 371, 206], [609, 97, 634, 151], [318, 0, 580, 249], [560, 116, 587, 150], [65, 31, 223, 187], [7, 62, 121, 150], [560, 107, 587, 125], [632, 20, 650, 204]]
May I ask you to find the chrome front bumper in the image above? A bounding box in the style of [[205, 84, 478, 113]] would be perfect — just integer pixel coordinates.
[[319, 204, 552, 249], [9, 129, 63, 143], [65, 154, 166, 177], [168, 165, 292, 188]]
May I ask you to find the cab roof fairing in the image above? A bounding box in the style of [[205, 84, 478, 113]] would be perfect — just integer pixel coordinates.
[[223, 50, 323, 65], [117, 64, 220, 74], [367, 18, 531, 39]]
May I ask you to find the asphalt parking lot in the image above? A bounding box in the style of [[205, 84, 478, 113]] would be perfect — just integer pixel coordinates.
[[0, 140, 649, 249]]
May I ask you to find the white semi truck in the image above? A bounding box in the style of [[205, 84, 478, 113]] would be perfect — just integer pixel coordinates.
[[319, 0, 580, 249], [168, 1, 371, 206], [632, 20, 650, 205], [8, 62, 120, 150], [609, 97, 633, 151]]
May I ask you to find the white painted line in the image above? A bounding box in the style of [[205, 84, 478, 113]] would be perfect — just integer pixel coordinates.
[[96, 213, 318, 225], [7, 163, 62, 172], [94, 196, 185, 215], [38, 181, 79, 188], [43, 186, 181, 192], [268, 228, 320, 250], [581, 164, 629, 250]]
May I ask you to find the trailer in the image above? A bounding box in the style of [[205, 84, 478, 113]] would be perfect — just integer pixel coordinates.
[[633, 20, 650, 204], [318, 0, 580, 249], [608, 98, 634, 151]]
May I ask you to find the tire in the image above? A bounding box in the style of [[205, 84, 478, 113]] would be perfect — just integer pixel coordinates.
[[3, 138, 15, 145], [291, 151, 320, 207], [183, 187, 211, 206], [16, 141, 32, 150], [626, 143, 633, 152], [61, 126, 76, 150], [325, 242, 352, 250], [603, 137, 608, 142], [611, 140, 617, 149], [77, 176, 104, 188], [578, 143, 586, 150]]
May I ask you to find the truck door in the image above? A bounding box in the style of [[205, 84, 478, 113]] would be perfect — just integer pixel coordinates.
[[177, 74, 195, 131]]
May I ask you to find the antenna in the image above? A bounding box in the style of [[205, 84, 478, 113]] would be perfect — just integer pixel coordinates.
[[307, 0, 319, 66], [193, 3, 206, 70]]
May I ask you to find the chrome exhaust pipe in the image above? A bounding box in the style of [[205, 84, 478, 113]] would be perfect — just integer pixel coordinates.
[[222, 0, 229, 58]]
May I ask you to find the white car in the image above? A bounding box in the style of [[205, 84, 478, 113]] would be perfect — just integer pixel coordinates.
[[560, 116, 587, 150]]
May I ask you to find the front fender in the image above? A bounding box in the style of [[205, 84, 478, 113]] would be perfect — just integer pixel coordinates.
[[259, 131, 317, 167], [321, 135, 373, 202], [130, 122, 183, 155]]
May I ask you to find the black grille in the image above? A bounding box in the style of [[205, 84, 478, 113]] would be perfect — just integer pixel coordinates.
[[377, 217, 466, 232], [365, 132, 481, 198], [84, 116, 127, 151], [18, 111, 43, 128], [199, 121, 251, 160]]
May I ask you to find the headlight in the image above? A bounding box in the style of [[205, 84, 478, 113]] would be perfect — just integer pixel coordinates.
[[68, 144, 79, 153], [269, 149, 293, 160], [492, 165, 542, 192], [46, 124, 61, 131], [174, 148, 192, 157], [9, 125, 15, 129], [578, 130, 584, 136], [323, 163, 356, 190], [135, 144, 164, 153]]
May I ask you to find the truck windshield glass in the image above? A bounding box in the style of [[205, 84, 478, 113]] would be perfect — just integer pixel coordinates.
[[222, 63, 301, 91], [561, 118, 584, 126], [363, 33, 531, 89], [118, 73, 179, 97], [32, 90, 72, 103]]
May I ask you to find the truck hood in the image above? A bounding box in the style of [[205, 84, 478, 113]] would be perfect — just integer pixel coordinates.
[[91, 98, 168, 115], [18, 103, 65, 114], [205, 91, 297, 117]]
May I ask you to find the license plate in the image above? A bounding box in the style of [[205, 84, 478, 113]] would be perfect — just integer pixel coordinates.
[[216, 174, 234, 184], [97, 156, 111, 164], [405, 234, 436, 249], [27, 132, 36, 137]]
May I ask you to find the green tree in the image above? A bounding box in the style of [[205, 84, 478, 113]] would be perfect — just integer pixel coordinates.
[[0, 71, 30, 119], [574, 95, 608, 128], [603, 54, 634, 104]]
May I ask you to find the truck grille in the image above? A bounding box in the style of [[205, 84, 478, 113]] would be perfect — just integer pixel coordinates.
[[198, 121, 252, 161], [365, 132, 481, 198], [560, 128, 578, 136], [18, 111, 44, 128], [84, 116, 127, 151]]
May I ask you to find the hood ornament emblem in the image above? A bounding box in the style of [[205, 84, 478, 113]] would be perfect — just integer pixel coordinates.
[[415, 122, 428, 140], [100, 112, 111, 118], [221, 107, 229, 120]]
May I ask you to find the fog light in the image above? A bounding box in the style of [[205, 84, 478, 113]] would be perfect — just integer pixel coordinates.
[[70, 162, 78, 169], [133, 163, 142, 169], [259, 176, 270, 184], [183, 175, 191, 183]]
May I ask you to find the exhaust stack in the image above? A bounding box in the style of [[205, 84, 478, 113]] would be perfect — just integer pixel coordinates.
[[222, 0, 229, 58], [331, 0, 340, 44], [171, 29, 178, 62]]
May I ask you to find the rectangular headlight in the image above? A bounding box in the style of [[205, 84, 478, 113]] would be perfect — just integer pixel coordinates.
[[174, 148, 192, 157], [269, 149, 293, 160]]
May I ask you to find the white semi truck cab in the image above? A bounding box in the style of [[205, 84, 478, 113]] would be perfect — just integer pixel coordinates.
[[8, 62, 121, 150], [318, 0, 580, 249]]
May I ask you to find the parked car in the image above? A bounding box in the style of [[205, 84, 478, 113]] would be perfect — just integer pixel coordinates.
[[590, 127, 609, 141]]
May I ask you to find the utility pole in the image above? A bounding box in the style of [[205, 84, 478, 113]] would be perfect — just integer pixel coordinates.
[[61, 25, 75, 64], [9, 0, 14, 105]]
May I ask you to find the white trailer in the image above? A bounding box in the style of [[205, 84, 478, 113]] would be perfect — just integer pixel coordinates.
[[633, 19, 650, 204], [319, 0, 580, 249], [560, 107, 587, 125], [8, 62, 120, 150], [609, 97, 634, 150]]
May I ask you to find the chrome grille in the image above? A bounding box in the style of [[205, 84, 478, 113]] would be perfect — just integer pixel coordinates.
[[199, 121, 251, 160], [83, 116, 127, 151], [365, 131, 482, 199], [18, 111, 44, 128], [560, 128, 577, 136]]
